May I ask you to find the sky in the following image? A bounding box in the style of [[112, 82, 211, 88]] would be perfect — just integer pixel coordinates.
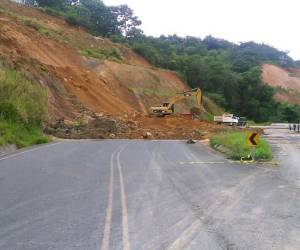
[[103, 0, 300, 60]]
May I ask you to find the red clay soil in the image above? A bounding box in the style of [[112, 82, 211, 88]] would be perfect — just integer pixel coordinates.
[[262, 64, 300, 104], [132, 115, 226, 139], [0, 1, 195, 118], [0, 1, 227, 139], [55, 114, 231, 140]]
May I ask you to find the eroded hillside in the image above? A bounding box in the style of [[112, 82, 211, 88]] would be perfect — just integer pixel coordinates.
[[263, 64, 300, 105], [0, 1, 224, 140]]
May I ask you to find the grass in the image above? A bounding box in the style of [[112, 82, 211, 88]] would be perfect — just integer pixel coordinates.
[[23, 19, 43, 30], [0, 121, 49, 148], [79, 48, 122, 62], [23, 18, 67, 44], [199, 111, 214, 121], [210, 131, 272, 160], [0, 64, 49, 148]]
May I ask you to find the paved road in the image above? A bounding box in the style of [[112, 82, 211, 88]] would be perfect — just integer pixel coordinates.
[[265, 123, 300, 188], [0, 133, 300, 249]]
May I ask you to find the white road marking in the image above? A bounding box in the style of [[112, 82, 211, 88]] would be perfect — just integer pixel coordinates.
[[167, 221, 200, 250], [101, 151, 116, 250], [117, 144, 131, 250], [0, 142, 62, 162]]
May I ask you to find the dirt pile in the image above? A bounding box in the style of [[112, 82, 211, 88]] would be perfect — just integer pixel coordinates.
[[45, 114, 228, 140], [0, 1, 226, 139], [262, 64, 300, 104]]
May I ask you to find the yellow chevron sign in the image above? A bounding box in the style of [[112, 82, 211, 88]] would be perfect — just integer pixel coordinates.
[[248, 131, 259, 146]]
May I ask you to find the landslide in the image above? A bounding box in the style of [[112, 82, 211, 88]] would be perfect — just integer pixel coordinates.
[[262, 64, 300, 105], [0, 1, 224, 139]]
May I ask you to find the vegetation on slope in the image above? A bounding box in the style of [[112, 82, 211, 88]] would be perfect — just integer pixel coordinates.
[[79, 47, 122, 62], [20, 0, 300, 123], [210, 131, 272, 160], [0, 64, 49, 148], [130, 37, 300, 123]]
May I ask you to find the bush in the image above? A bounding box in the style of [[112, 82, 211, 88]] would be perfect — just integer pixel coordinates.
[[65, 12, 80, 26], [206, 92, 227, 108], [23, 19, 43, 30], [110, 35, 125, 43], [79, 48, 122, 61], [0, 102, 19, 122], [132, 43, 161, 65], [39, 6, 62, 17], [0, 68, 47, 126], [35, 0, 63, 8], [0, 65, 49, 148], [0, 121, 49, 148]]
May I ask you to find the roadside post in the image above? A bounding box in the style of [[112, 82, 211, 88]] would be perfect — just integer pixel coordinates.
[[247, 131, 260, 161]]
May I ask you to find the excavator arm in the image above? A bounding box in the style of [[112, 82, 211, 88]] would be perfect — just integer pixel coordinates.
[[167, 88, 202, 110], [150, 88, 203, 116]]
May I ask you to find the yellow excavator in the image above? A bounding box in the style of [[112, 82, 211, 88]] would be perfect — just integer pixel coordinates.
[[150, 88, 203, 117]]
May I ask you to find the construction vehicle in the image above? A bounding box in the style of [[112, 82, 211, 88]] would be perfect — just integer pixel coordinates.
[[150, 88, 203, 117]]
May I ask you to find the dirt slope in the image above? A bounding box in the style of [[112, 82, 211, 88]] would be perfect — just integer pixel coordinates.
[[0, 1, 225, 139], [262, 64, 300, 104], [0, 1, 203, 118]]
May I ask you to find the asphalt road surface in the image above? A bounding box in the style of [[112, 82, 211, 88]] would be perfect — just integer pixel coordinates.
[[1, 127, 300, 249], [265, 123, 300, 188]]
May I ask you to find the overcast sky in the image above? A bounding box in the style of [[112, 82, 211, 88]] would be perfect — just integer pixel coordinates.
[[103, 0, 300, 60]]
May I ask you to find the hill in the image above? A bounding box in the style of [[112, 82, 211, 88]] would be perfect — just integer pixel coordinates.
[[0, 1, 224, 143], [262, 64, 300, 105]]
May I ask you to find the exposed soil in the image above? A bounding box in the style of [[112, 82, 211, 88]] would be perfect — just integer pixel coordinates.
[[45, 114, 231, 140], [262, 64, 300, 104], [0, 1, 227, 140]]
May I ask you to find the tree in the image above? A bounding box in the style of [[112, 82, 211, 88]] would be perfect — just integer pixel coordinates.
[[126, 27, 144, 43], [279, 104, 300, 123], [231, 49, 261, 73], [233, 67, 276, 122], [133, 43, 161, 65], [23, 0, 35, 6], [203, 35, 235, 50], [66, 0, 80, 5], [110, 5, 141, 38], [65, 4, 91, 27], [35, 0, 64, 7], [80, 0, 120, 36]]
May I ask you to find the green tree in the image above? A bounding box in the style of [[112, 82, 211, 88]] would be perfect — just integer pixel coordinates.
[[233, 67, 276, 122], [35, 0, 64, 7], [126, 27, 144, 43], [279, 104, 300, 123], [80, 0, 119, 36], [110, 5, 141, 38], [65, 4, 91, 27], [203, 35, 235, 50]]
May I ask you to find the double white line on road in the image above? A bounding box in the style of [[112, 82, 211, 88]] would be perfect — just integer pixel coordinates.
[[101, 143, 131, 250]]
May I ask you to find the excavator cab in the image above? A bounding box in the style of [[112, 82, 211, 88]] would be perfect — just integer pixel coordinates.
[[162, 103, 174, 112]]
